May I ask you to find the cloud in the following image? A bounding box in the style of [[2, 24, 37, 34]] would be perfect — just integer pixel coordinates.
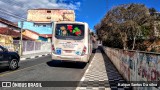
[[76, 2, 81, 7], [0, 0, 81, 22]]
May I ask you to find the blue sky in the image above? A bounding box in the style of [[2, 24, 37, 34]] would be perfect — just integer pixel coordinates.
[[74, 0, 160, 32], [0, 0, 159, 33], [107, 0, 160, 11], [56, 0, 108, 32], [76, 0, 107, 32]]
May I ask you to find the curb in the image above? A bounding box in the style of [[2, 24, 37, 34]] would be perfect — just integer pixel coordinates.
[[76, 49, 97, 90], [20, 53, 51, 61], [76, 49, 111, 90]]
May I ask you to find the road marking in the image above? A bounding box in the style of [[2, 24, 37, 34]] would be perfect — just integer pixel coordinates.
[[31, 56, 35, 58], [38, 55, 42, 57], [0, 63, 44, 77], [20, 54, 51, 61], [85, 68, 89, 73], [76, 50, 97, 90], [20, 58, 26, 61]]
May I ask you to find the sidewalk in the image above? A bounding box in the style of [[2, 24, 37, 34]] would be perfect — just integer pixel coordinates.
[[76, 49, 110, 90], [76, 47, 132, 90], [20, 52, 51, 61]]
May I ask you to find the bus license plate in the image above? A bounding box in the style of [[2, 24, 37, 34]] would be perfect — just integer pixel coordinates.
[[56, 48, 61, 55], [65, 50, 72, 53]]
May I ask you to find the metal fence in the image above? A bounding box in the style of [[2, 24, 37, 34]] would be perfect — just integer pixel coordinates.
[[13, 40, 51, 55]]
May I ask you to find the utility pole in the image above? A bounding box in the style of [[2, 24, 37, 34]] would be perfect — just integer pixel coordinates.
[[19, 21, 23, 56]]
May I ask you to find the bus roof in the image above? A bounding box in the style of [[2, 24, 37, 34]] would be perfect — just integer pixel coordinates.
[[55, 21, 87, 24]]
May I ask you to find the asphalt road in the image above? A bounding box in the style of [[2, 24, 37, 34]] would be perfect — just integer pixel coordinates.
[[0, 50, 96, 90]]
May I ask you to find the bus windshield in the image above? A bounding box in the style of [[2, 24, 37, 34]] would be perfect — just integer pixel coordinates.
[[55, 24, 84, 40]]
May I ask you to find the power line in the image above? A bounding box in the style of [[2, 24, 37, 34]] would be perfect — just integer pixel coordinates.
[[0, 8, 26, 19], [0, 10, 26, 21], [0, 0, 34, 11], [0, 8, 27, 20], [0, 0, 26, 8], [0, 0, 28, 20]]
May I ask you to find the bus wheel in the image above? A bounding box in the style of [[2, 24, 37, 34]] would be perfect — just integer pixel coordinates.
[[87, 60, 90, 63]]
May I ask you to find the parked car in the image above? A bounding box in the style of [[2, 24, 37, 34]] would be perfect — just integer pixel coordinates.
[[0, 45, 20, 70]]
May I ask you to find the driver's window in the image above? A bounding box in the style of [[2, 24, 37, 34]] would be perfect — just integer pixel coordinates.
[[0, 47, 3, 52]]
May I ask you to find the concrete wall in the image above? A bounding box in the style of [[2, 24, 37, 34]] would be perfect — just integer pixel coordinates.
[[27, 9, 75, 22], [103, 46, 160, 90], [13, 40, 51, 55]]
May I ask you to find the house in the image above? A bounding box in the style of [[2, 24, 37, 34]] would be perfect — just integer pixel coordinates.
[[18, 21, 52, 34], [17, 9, 75, 40], [27, 8, 75, 22], [0, 17, 51, 41], [0, 27, 35, 40], [0, 18, 35, 52], [22, 29, 52, 42], [22, 29, 39, 40], [0, 18, 34, 40], [18, 9, 75, 36], [0, 17, 19, 29], [39, 34, 52, 42]]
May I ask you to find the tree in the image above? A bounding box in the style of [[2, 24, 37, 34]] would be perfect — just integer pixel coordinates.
[[149, 8, 157, 16], [90, 32, 94, 36], [95, 3, 153, 50], [94, 23, 102, 41]]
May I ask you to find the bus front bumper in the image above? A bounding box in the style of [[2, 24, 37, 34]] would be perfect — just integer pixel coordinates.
[[51, 53, 88, 62]]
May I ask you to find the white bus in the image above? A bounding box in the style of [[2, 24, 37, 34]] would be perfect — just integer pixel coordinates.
[[51, 21, 93, 63]]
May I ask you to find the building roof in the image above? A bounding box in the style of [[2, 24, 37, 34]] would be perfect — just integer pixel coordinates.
[[33, 21, 52, 23], [22, 35, 35, 40], [28, 8, 71, 10], [0, 17, 20, 29], [23, 29, 52, 38], [39, 34, 52, 38], [24, 29, 52, 38], [0, 27, 19, 36], [24, 29, 40, 35], [0, 27, 35, 40]]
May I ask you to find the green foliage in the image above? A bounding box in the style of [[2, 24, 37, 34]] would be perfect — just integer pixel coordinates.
[[140, 26, 150, 37], [135, 41, 147, 51], [95, 3, 157, 51], [90, 32, 94, 36], [150, 48, 156, 52], [149, 8, 157, 16]]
